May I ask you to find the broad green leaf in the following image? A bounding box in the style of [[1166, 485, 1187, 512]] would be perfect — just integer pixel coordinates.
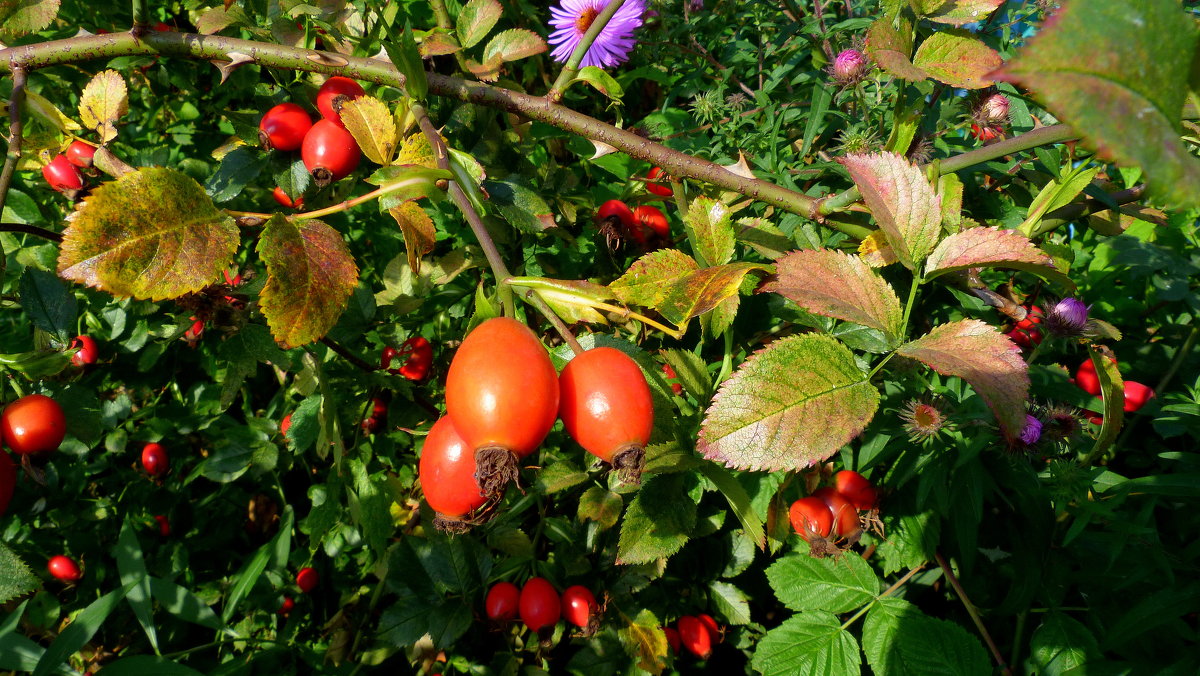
[[0, 0, 61, 39], [1019, 166, 1102, 236], [897, 319, 1029, 438], [341, 96, 399, 165], [994, 0, 1200, 208], [22, 89, 80, 132], [765, 553, 879, 614], [862, 597, 991, 676], [221, 542, 270, 623], [388, 201, 436, 274], [657, 262, 767, 326], [411, 532, 491, 596], [685, 196, 735, 266], [709, 580, 751, 625], [58, 167, 238, 300], [923, 227, 1073, 288], [697, 463, 765, 549], [866, 14, 926, 81], [734, 217, 792, 260], [114, 522, 156, 651], [205, 147, 262, 203], [482, 28, 547, 63], [286, 394, 321, 454], [484, 179, 556, 232], [18, 268, 76, 343], [1029, 612, 1100, 676], [912, 30, 1001, 89], [925, 0, 1004, 26], [147, 577, 222, 630], [77, 69, 128, 143], [257, 215, 358, 348], [32, 582, 131, 676], [274, 157, 311, 203], [609, 249, 699, 308], [0, 633, 45, 672], [378, 589, 472, 651], [572, 66, 624, 102], [752, 612, 861, 676], [875, 511, 941, 575], [0, 543, 40, 604], [616, 473, 697, 565], [762, 249, 904, 343], [839, 152, 942, 270], [97, 656, 204, 675], [456, 0, 501, 49], [348, 458, 391, 557], [698, 334, 879, 472], [618, 609, 669, 675], [536, 457, 589, 493], [1104, 584, 1200, 649], [578, 487, 623, 531]]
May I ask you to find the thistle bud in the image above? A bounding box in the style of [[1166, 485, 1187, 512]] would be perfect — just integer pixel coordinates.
[[1044, 297, 1089, 337], [1018, 415, 1043, 445], [979, 93, 1010, 124], [831, 49, 868, 84]]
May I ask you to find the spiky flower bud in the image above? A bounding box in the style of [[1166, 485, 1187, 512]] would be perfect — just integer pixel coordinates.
[[831, 49, 868, 84], [899, 399, 947, 441], [1044, 297, 1089, 337], [979, 93, 1010, 124], [1019, 415, 1043, 445]]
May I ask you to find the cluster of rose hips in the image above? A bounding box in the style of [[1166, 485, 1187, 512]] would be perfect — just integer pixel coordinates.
[[259, 76, 365, 201], [664, 613, 723, 659], [1005, 304, 1045, 349], [593, 165, 675, 251], [485, 578, 599, 639], [380, 337, 434, 382], [41, 139, 97, 196], [788, 470, 878, 555], [1071, 356, 1155, 424], [418, 317, 654, 531]]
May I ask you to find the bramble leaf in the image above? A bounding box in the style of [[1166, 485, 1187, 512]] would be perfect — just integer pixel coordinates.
[[341, 96, 398, 165], [766, 553, 879, 614], [840, 152, 942, 270], [257, 215, 359, 349], [924, 226, 1074, 288], [698, 334, 879, 472], [897, 319, 1028, 437], [912, 30, 1002, 89], [456, 0, 501, 49], [752, 612, 861, 676], [762, 249, 904, 343], [78, 69, 128, 143], [58, 167, 238, 300], [685, 196, 735, 266], [609, 249, 699, 308], [388, 201, 436, 275], [863, 597, 991, 676], [1029, 612, 1100, 674]]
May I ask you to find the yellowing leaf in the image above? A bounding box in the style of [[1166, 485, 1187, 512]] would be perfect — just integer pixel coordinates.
[[22, 89, 81, 132], [858, 230, 898, 267], [418, 29, 461, 57], [897, 319, 1029, 437], [686, 196, 735, 266], [340, 96, 398, 165], [257, 216, 359, 349], [761, 249, 904, 343], [465, 57, 503, 82], [482, 28, 547, 63], [78, 69, 128, 143], [912, 30, 1002, 89], [839, 152, 942, 271], [609, 249, 699, 308], [393, 132, 438, 168], [657, 263, 766, 327], [924, 226, 1074, 288], [618, 610, 669, 675], [699, 334, 879, 472], [57, 168, 237, 300], [388, 201, 436, 274]]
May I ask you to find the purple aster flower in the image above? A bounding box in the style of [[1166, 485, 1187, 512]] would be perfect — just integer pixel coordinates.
[[548, 0, 646, 69], [1019, 415, 1043, 445], [830, 49, 868, 84], [1044, 297, 1089, 337]]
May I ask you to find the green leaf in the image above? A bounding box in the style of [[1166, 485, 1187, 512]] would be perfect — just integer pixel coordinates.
[[1029, 612, 1100, 676], [762, 249, 904, 343], [114, 522, 157, 651], [387, 21, 428, 101], [147, 577, 222, 630], [365, 165, 451, 207], [456, 0, 501, 49], [734, 216, 793, 260], [0, 0, 61, 40], [286, 395, 321, 454], [221, 542, 271, 623], [657, 262, 767, 326], [616, 473, 697, 565], [1103, 583, 1200, 649], [617, 609, 669, 674], [994, 0, 1200, 208], [685, 196, 735, 266], [274, 157, 311, 203], [378, 590, 472, 651], [205, 147, 263, 203], [348, 458, 391, 557], [925, 0, 1004, 26], [482, 28, 547, 63], [923, 227, 1073, 289], [839, 152, 942, 270], [661, 348, 712, 399], [697, 463, 765, 549], [0, 633, 45, 672], [609, 249, 699, 308], [709, 580, 751, 625], [912, 29, 1002, 89], [0, 350, 72, 380], [875, 511, 940, 575], [765, 553, 879, 614], [897, 319, 1029, 438], [571, 66, 624, 102], [578, 486, 623, 531], [32, 582, 131, 676], [257, 215, 359, 348], [0, 543, 40, 604], [752, 612, 861, 676], [57, 167, 239, 300], [18, 268, 76, 344], [698, 334, 880, 472], [97, 656, 205, 675], [535, 457, 589, 493], [412, 532, 492, 596], [862, 597, 992, 676], [484, 179, 556, 232]]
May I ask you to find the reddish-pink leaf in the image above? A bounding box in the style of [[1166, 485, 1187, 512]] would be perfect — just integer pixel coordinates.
[[924, 227, 1074, 288], [761, 249, 904, 342], [839, 152, 942, 271], [698, 334, 879, 472], [896, 319, 1029, 437], [257, 215, 359, 349]]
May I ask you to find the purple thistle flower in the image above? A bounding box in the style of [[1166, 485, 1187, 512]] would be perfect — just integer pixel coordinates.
[[548, 0, 646, 69], [1019, 415, 1043, 445], [831, 48, 868, 84], [1045, 297, 1089, 337]]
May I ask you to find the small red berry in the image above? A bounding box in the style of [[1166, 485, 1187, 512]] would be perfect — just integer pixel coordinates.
[[280, 413, 292, 437], [43, 154, 84, 193], [788, 497, 834, 542], [70, 335, 98, 366], [47, 555, 81, 582], [154, 514, 170, 537], [278, 596, 295, 615], [184, 317, 204, 343], [301, 119, 361, 186], [632, 205, 669, 242], [381, 346, 399, 370], [141, 442, 168, 477], [395, 337, 433, 381], [66, 140, 96, 168], [645, 166, 673, 197], [296, 567, 318, 593], [1123, 381, 1155, 412], [677, 615, 712, 659], [597, 199, 634, 228], [561, 585, 598, 628], [259, 103, 313, 152], [697, 613, 722, 643], [519, 577, 561, 633], [662, 363, 683, 396], [272, 186, 304, 209], [486, 581, 520, 622]]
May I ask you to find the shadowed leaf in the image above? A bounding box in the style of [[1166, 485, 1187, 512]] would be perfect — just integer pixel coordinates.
[[58, 167, 238, 300], [840, 152, 942, 270], [388, 201, 436, 274], [686, 196, 735, 265], [341, 96, 398, 165], [735, 217, 792, 260], [897, 319, 1028, 437], [456, 0, 501, 49], [863, 597, 991, 676], [762, 249, 904, 342], [609, 249, 699, 308], [485, 179, 556, 232], [257, 215, 359, 349], [0, 0, 60, 40], [924, 227, 1073, 288], [657, 263, 767, 326], [78, 69, 128, 143], [913, 30, 1002, 89], [618, 609, 669, 675], [698, 334, 879, 472], [993, 0, 1200, 209], [616, 473, 696, 564]]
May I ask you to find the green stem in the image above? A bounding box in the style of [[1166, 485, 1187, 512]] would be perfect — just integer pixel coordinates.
[[867, 352, 895, 380], [900, 273, 921, 338], [518, 288, 585, 356], [547, 0, 628, 102], [936, 551, 1013, 676], [131, 0, 147, 29], [1023, 338, 1048, 366], [428, 0, 469, 72]]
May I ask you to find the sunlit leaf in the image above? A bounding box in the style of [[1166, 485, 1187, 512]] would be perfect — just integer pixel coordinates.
[[257, 215, 359, 349], [752, 612, 861, 676], [685, 196, 735, 266], [58, 167, 238, 300], [388, 201, 436, 274], [912, 30, 1002, 89], [572, 66, 624, 102], [482, 28, 547, 63], [698, 334, 879, 472], [393, 132, 439, 168], [616, 473, 696, 565], [341, 96, 398, 165], [0, 0, 60, 40], [22, 89, 80, 132], [618, 609, 668, 675], [866, 14, 927, 81], [858, 230, 899, 267], [762, 249, 904, 343], [839, 152, 942, 270], [77, 69, 128, 143], [418, 29, 461, 57], [766, 553, 878, 614], [609, 249, 699, 308], [657, 263, 766, 326], [925, 0, 1004, 26], [734, 217, 792, 260], [924, 226, 1073, 288], [897, 319, 1029, 437], [456, 0, 501, 49]]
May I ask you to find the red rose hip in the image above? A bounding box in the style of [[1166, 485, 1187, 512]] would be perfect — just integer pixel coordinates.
[[259, 103, 313, 152]]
